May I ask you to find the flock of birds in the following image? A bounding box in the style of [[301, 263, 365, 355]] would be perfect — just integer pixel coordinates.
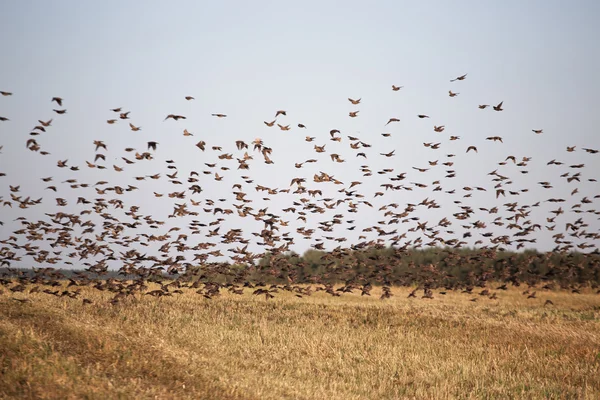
[[1, 73, 599, 305]]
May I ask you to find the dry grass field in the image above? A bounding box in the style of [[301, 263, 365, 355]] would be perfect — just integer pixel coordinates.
[[1, 285, 599, 400]]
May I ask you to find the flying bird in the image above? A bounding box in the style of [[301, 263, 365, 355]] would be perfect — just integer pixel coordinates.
[[164, 114, 186, 121], [450, 73, 467, 82]]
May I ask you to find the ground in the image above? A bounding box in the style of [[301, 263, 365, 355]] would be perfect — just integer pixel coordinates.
[[1, 285, 599, 399]]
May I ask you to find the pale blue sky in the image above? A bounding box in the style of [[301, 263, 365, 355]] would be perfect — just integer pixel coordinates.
[[1, 1, 599, 265]]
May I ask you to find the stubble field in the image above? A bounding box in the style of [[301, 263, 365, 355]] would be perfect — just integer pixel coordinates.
[[1, 285, 599, 400]]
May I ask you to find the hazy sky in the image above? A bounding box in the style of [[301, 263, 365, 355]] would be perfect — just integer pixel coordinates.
[[1, 1, 600, 266]]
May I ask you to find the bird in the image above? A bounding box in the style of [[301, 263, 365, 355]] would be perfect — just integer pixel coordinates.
[[392, 85, 403, 91], [51, 97, 63, 106], [493, 101, 504, 111], [93, 140, 107, 151], [147, 141, 158, 151], [164, 114, 187, 121], [450, 74, 467, 82], [348, 98, 361, 104], [449, 91, 459, 97], [532, 129, 543, 134], [212, 113, 227, 118]]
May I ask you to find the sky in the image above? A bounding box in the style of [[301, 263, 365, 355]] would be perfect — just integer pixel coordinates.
[[1, 0, 600, 268]]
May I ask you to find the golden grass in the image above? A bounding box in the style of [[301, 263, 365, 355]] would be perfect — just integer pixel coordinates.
[[1, 285, 599, 399]]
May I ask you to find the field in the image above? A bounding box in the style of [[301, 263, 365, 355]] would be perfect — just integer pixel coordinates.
[[1, 285, 599, 399]]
